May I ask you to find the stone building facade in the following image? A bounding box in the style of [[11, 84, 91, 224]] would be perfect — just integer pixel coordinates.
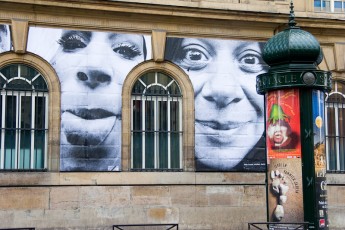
[[0, 0, 344, 229]]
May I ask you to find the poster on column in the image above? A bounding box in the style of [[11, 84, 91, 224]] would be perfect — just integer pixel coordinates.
[[312, 90, 328, 229], [27, 27, 152, 171], [268, 158, 304, 223], [266, 89, 303, 224], [266, 89, 301, 160]]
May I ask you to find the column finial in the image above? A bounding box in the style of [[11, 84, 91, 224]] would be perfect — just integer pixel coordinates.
[[288, 0, 297, 28]]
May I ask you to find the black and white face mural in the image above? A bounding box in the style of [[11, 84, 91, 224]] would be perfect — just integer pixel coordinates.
[[165, 37, 268, 171], [28, 27, 151, 171], [0, 24, 10, 53], [27, 26, 267, 172]]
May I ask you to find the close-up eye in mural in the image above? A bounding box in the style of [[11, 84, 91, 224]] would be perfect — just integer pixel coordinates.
[[165, 37, 268, 171], [0, 24, 10, 53], [28, 28, 150, 171]]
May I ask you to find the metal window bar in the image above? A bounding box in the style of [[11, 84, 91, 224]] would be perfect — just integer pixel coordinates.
[[131, 72, 182, 171], [131, 95, 182, 170], [325, 88, 345, 172], [248, 222, 310, 230], [326, 134, 345, 172], [0, 91, 48, 170], [113, 224, 178, 230], [0, 64, 48, 170]]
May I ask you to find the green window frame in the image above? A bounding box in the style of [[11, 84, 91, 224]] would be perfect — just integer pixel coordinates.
[[0, 64, 48, 170], [131, 72, 182, 171]]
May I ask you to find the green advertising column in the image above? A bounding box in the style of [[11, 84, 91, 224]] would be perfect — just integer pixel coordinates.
[[256, 2, 332, 229]]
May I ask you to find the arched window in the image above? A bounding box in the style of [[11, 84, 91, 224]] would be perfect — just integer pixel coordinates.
[[0, 64, 48, 170], [131, 72, 182, 170], [326, 80, 345, 172]]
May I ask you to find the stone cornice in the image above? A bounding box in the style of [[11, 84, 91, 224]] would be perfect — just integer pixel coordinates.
[[0, 0, 344, 31], [0, 1, 344, 44]]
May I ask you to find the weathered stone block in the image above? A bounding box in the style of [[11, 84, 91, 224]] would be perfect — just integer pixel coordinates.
[[170, 186, 196, 206], [206, 186, 244, 206], [80, 186, 130, 208], [130, 186, 171, 205], [147, 207, 179, 223], [50, 187, 80, 210], [0, 188, 49, 210], [242, 185, 266, 207]]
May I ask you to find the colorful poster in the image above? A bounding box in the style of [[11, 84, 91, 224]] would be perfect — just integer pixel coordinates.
[[28, 27, 152, 171], [312, 90, 328, 229], [165, 37, 268, 172], [266, 89, 301, 160], [268, 158, 304, 223], [0, 24, 11, 53], [266, 89, 303, 224]]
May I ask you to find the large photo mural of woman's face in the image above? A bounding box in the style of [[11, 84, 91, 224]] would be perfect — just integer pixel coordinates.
[[165, 37, 268, 171], [0, 24, 10, 53], [28, 27, 151, 171]]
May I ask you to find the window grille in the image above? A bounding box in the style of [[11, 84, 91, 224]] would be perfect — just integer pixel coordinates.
[[326, 81, 345, 172], [131, 72, 182, 170], [0, 64, 48, 170]]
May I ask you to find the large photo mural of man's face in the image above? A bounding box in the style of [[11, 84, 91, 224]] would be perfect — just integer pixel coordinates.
[[0, 24, 10, 53], [165, 37, 268, 171], [28, 27, 151, 171]]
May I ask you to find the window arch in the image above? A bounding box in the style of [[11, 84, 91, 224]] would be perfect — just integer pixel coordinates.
[[0, 53, 61, 171], [122, 61, 194, 171], [131, 72, 182, 170], [326, 80, 345, 172], [0, 64, 48, 170]]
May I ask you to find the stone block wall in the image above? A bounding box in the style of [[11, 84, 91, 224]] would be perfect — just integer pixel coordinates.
[[326, 174, 345, 229], [0, 173, 344, 229], [0, 172, 267, 229]]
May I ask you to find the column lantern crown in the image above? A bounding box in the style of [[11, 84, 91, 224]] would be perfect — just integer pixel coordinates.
[[257, 2, 331, 95]]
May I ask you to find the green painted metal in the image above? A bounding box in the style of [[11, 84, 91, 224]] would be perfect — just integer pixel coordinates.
[[299, 89, 317, 229], [256, 1, 332, 229], [257, 70, 331, 95], [263, 28, 322, 67]]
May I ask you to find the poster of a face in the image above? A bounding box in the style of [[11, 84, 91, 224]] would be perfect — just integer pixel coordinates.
[[266, 89, 304, 224], [0, 24, 11, 53], [266, 89, 301, 160], [165, 37, 268, 171], [28, 27, 151, 171]]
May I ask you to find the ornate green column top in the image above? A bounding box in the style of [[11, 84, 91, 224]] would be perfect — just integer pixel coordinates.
[[256, 1, 332, 95]]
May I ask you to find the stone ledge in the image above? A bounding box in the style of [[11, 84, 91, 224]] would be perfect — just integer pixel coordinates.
[[1, 172, 341, 186], [0, 172, 266, 186], [327, 173, 345, 185]]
